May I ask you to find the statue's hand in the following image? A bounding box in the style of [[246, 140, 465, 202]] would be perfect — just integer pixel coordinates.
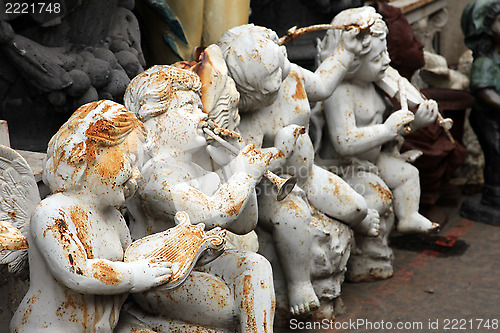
[[340, 28, 370, 55], [206, 142, 234, 166], [129, 259, 172, 293], [237, 144, 273, 179], [412, 99, 438, 130], [384, 109, 415, 135], [273, 125, 306, 158]]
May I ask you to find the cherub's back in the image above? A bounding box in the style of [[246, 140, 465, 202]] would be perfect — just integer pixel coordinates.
[[239, 67, 312, 146]]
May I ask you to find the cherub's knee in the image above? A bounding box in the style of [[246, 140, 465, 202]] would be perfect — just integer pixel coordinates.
[[238, 252, 273, 275], [342, 191, 368, 224]]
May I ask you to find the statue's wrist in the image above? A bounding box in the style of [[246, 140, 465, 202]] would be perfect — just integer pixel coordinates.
[[334, 46, 355, 69]]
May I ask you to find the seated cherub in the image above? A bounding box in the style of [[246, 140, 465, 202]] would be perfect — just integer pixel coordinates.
[[217, 23, 378, 315], [11, 100, 172, 332], [317, 6, 440, 234], [123, 65, 287, 333]]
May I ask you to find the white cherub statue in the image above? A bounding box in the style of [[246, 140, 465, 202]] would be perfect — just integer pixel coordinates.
[[314, 6, 440, 280], [10, 101, 173, 332], [123, 65, 283, 332], [217, 23, 378, 317]]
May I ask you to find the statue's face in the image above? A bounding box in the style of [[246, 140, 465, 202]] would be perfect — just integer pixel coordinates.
[[157, 90, 208, 152], [356, 36, 390, 82], [86, 129, 144, 206]]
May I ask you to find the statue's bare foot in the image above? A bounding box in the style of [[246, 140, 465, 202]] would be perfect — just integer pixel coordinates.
[[288, 281, 320, 316], [397, 212, 440, 234], [352, 208, 380, 237]]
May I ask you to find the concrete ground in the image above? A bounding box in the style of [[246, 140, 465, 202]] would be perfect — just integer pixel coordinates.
[[285, 194, 500, 332]]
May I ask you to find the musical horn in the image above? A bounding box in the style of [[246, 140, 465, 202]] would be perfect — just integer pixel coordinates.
[[202, 124, 296, 201]]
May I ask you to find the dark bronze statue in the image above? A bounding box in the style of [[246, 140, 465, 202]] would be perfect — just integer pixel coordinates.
[[461, 0, 500, 225]]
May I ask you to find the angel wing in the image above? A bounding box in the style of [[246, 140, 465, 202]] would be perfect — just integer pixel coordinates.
[[0, 145, 41, 279]]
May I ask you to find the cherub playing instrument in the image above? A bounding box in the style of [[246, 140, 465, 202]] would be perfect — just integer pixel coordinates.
[[376, 66, 455, 142], [202, 120, 298, 201], [279, 23, 454, 142], [124, 211, 226, 289]]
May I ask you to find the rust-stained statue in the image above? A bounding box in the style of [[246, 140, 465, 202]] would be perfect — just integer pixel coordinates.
[[217, 23, 375, 319], [314, 6, 440, 281], [9, 101, 175, 332], [123, 65, 283, 332], [0, 220, 28, 252]]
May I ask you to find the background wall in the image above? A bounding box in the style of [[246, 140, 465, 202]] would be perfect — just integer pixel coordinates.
[[440, 0, 474, 65]]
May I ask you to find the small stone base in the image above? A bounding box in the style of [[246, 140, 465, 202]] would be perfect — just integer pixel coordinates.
[[346, 256, 394, 282], [460, 196, 500, 226]]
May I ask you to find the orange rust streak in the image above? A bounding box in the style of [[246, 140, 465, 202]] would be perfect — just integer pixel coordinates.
[[369, 182, 393, 203], [290, 71, 307, 100], [91, 144, 125, 183], [91, 261, 123, 285], [242, 275, 257, 332], [226, 195, 245, 217], [69, 206, 94, 259], [263, 309, 268, 333], [44, 217, 87, 275]]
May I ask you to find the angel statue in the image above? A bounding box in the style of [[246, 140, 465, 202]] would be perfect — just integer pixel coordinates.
[[0, 146, 35, 277], [7, 100, 176, 332], [216, 22, 374, 319]]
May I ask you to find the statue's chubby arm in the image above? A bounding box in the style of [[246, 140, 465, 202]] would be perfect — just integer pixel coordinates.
[[301, 29, 368, 102], [139, 155, 266, 231], [323, 85, 399, 156], [30, 200, 171, 295]]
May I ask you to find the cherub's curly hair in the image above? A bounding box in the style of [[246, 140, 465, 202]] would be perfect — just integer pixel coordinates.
[[124, 65, 202, 122], [218, 24, 282, 112], [43, 100, 146, 192], [317, 6, 387, 77]]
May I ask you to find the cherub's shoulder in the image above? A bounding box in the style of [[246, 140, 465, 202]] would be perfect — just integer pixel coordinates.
[[142, 155, 190, 184], [331, 81, 360, 97], [33, 194, 68, 216], [31, 194, 74, 230]]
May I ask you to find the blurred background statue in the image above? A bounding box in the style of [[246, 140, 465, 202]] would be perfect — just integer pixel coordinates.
[[461, 0, 500, 225], [0, 0, 145, 151]]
